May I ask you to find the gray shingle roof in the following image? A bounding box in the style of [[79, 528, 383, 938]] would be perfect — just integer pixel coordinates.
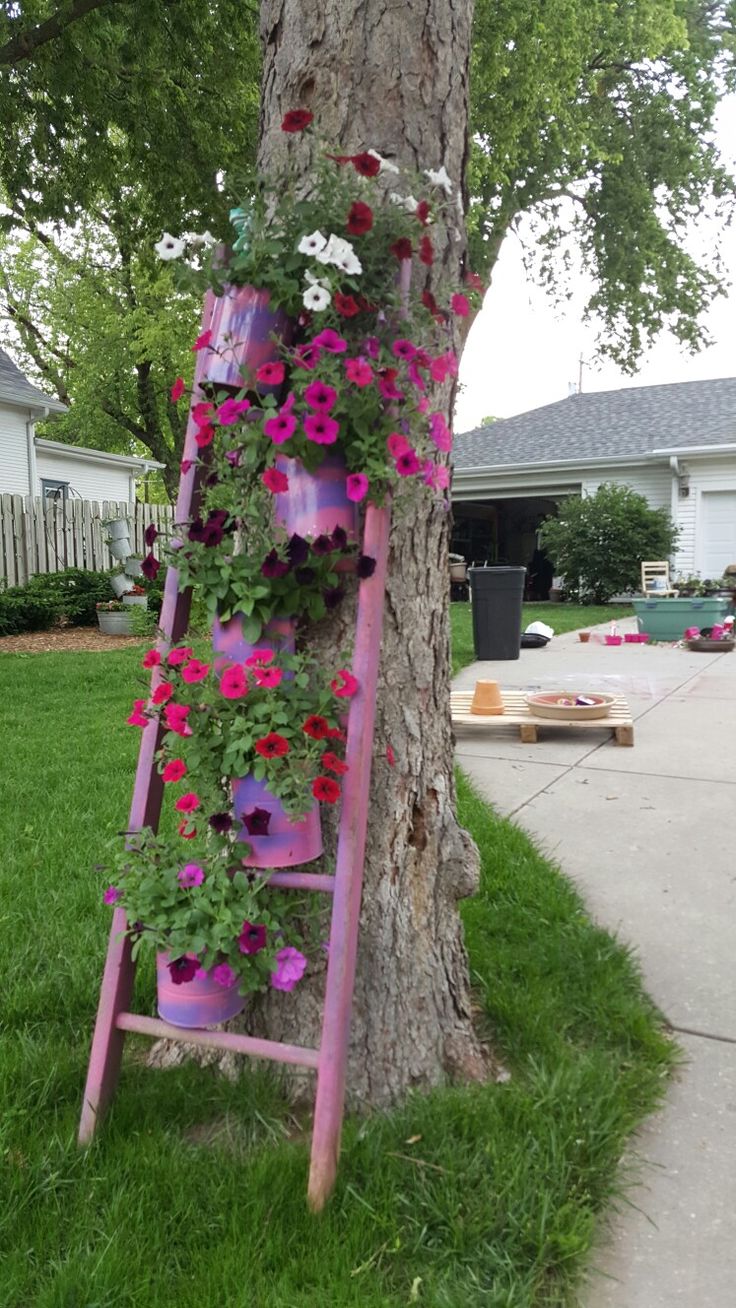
[[0, 348, 67, 413], [455, 377, 736, 470]]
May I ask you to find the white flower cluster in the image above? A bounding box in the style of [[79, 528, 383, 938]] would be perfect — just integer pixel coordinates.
[[297, 230, 362, 311], [154, 230, 216, 261]]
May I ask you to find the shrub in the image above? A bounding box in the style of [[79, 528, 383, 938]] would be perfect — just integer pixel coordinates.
[[0, 588, 58, 636], [538, 483, 679, 603], [0, 569, 115, 634]]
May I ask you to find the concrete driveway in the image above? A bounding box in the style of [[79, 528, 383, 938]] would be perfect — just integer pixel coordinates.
[[453, 618, 736, 1307]]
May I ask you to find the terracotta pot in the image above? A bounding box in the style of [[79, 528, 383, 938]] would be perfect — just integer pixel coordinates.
[[234, 774, 323, 868], [470, 680, 504, 715], [156, 952, 245, 1028], [274, 453, 358, 542], [578, 632, 591, 643], [205, 284, 293, 393]]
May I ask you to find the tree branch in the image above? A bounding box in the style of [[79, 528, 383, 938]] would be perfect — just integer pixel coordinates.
[[0, 0, 130, 67]]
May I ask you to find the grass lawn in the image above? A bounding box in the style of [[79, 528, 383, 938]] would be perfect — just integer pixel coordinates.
[[0, 648, 674, 1307], [451, 602, 635, 675]]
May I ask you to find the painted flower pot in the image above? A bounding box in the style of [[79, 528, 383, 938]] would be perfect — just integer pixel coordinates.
[[274, 453, 358, 542], [156, 952, 245, 1028], [110, 573, 135, 598], [234, 774, 323, 868], [108, 539, 131, 562], [97, 610, 134, 635], [123, 557, 144, 578], [605, 635, 623, 646], [205, 284, 293, 393], [211, 614, 296, 667]]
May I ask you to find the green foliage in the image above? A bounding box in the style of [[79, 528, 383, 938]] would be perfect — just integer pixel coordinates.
[[538, 482, 679, 602], [469, 0, 736, 366], [0, 566, 113, 633]]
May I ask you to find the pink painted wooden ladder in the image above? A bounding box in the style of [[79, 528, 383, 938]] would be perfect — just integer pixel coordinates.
[[78, 292, 391, 1211]]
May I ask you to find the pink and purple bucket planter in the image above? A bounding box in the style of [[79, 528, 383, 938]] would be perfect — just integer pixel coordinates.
[[211, 613, 296, 667], [156, 952, 245, 1028], [274, 454, 358, 542], [205, 285, 292, 394], [235, 774, 323, 868]]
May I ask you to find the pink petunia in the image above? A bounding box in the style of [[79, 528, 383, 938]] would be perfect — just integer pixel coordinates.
[[386, 743, 396, 767], [142, 649, 161, 669], [192, 329, 212, 351], [344, 357, 374, 387], [395, 449, 421, 477], [212, 962, 237, 988], [220, 664, 248, 699], [451, 293, 470, 317], [270, 946, 307, 992], [331, 668, 359, 698], [253, 665, 283, 689], [162, 758, 187, 783], [217, 396, 251, 426], [264, 410, 297, 444], [175, 792, 200, 814], [346, 473, 369, 502], [262, 466, 289, 493], [391, 338, 417, 361], [417, 397, 430, 414], [386, 432, 411, 458], [178, 819, 197, 839], [429, 411, 452, 452], [180, 459, 195, 474], [407, 360, 427, 392], [256, 361, 285, 385], [103, 886, 122, 905], [151, 681, 175, 706], [304, 412, 339, 445], [293, 343, 322, 370], [362, 336, 380, 360], [178, 862, 205, 887], [304, 380, 337, 411], [312, 328, 347, 354], [378, 372, 403, 401], [127, 699, 149, 728], [192, 401, 213, 426], [168, 646, 194, 667], [180, 658, 210, 683], [244, 647, 274, 667], [163, 703, 192, 737], [170, 377, 185, 402]]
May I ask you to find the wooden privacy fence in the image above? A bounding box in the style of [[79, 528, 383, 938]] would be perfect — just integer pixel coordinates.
[[0, 496, 174, 587]]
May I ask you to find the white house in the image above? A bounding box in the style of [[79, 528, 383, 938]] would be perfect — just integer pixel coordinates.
[[453, 378, 736, 589], [0, 348, 164, 502]]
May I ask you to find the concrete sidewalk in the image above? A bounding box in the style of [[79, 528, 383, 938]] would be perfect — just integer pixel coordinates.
[[453, 617, 736, 1306]]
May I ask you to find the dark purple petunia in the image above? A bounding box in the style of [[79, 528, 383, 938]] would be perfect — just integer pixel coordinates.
[[287, 533, 309, 568], [168, 955, 199, 985], [144, 523, 158, 547], [356, 554, 377, 579], [311, 534, 333, 556], [261, 549, 290, 578], [323, 586, 345, 610], [205, 471, 220, 488], [295, 566, 316, 586], [238, 920, 267, 955], [242, 807, 271, 836], [330, 526, 348, 551], [225, 447, 242, 468], [209, 509, 230, 526], [188, 517, 206, 543], [202, 521, 225, 547], [209, 812, 233, 834], [141, 552, 160, 581]]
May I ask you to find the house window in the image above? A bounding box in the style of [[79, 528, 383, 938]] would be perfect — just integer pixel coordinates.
[[41, 478, 69, 503]]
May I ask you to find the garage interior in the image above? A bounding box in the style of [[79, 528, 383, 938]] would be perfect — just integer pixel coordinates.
[[450, 496, 562, 599]]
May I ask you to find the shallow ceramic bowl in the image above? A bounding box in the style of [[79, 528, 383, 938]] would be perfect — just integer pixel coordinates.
[[525, 691, 616, 720], [686, 638, 735, 653]]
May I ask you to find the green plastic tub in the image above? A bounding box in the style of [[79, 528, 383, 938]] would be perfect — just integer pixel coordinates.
[[632, 597, 731, 641]]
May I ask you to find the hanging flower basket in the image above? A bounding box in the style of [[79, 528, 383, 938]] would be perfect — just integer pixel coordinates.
[[156, 951, 246, 1028], [205, 285, 293, 393], [234, 773, 323, 868]]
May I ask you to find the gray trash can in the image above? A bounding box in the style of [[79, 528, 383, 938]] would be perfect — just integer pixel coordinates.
[[468, 566, 526, 660]]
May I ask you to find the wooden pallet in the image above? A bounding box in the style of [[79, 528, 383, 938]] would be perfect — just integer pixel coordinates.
[[451, 690, 634, 746]]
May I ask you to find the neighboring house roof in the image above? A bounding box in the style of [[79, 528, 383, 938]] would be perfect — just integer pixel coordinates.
[[34, 437, 165, 472], [0, 347, 67, 413], [455, 377, 736, 471]]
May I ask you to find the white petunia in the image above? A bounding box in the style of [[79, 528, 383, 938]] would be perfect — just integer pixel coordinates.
[[302, 283, 332, 312], [154, 232, 186, 260], [423, 165, 453, 196], [305, 269, 329, 287], [315, 233, 362, 276], [181, 230, 217, 249], [389, 192, 419, 214], [367, 148, 400, 175], [298, 230, 327, 256]]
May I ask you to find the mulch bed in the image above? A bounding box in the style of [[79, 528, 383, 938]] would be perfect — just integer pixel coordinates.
[[0, 627, 145, 655]]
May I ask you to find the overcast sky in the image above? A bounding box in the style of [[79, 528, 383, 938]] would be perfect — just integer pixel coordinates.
[[455, 96, 736, 433]]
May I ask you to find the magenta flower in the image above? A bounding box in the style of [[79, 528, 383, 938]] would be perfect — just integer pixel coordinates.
[[175, 792, 201, 814], [217, 396, 251, 426], [429, 412, 452, 452], [395, 448, 421, 477], [331, 668, 359, 698], [262, 467, 289, 493], [264, 410, 297, 444], [163, 703, 192, 736], [142, 648, 160, 669], [417, 397, 430, 414], [244, 647, 274, 667], [346, 473, 369, 502], [304, 412, 339, 445], [212, 962, 237, 988], [168, 645, 194, 667], [362, 336, 380, 359], [387, 432, 411, 458], [391, 338, 417, 361], [168, 955, 199, 985], [238, 921, 268, 955], [180, 459, 195, 474], [378, 373, 403, 401], [220, 664, 249, 699], [451, 292, 470, 317], [256, 361, 285, 385], [312, 328, 347, 353], [253, 665, 283, 689], [126, 698, 149, 728], [170, 376, 185, 402], [407, 360, 427, 392], [103, 886, 122, 905], [433, 464, 451, 490], [304, 379, 337, 411], [270, 946, 308, 992], [181, 658, 210, 683], [293, 343, 322, 370], [344, 356, 374, 387], [192, 329, 212, 352], [162, 758, 187, 783], [178, 862, 205, 888]]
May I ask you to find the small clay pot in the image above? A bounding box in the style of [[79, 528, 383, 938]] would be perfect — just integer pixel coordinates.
[[579, 632, 591, 643], [470, 680, 504, 715]]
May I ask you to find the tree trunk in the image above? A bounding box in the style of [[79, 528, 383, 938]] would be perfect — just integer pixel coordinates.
[[153, 0, 494, 1105]]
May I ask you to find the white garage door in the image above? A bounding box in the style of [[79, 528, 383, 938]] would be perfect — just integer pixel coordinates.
[[701, 490, 736, 577]]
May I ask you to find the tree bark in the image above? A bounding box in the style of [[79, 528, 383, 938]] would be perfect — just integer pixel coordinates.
[[153, 0, 495, 1105]]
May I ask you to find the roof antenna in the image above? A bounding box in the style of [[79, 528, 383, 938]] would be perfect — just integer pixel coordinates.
[[578, 352, 585, 393]]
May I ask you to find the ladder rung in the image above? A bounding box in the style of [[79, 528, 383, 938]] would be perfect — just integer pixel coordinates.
[[266, 871, 335, 892], [115, 1012, 320, 1068]]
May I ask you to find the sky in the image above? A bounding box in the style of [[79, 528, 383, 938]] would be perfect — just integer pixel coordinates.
[[455, 97, 736, 433]]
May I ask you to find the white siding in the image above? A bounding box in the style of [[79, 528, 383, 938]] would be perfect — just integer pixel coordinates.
[[35, 447, 134, 502], [580, 464, 672, 510], [0, 403, 31, 496]]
